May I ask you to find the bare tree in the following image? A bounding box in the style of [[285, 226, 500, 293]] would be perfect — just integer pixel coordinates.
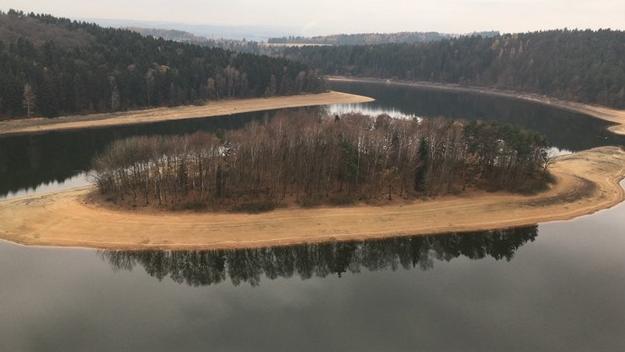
[[22, 83, 36, 117], [93, 112, 551, 211]]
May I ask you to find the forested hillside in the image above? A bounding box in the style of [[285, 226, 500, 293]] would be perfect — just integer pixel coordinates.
[[279, 30, 625, 108], [0, 10, 324, 118]]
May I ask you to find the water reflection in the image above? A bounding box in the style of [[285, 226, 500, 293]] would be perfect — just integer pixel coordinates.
[[0, 111, 273, 198], [330, 81, 625, 151], [328, 103, 422, 120], [101, 226, 537, 287]]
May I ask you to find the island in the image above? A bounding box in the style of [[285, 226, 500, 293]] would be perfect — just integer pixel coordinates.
[[1, 110, 623, 250]]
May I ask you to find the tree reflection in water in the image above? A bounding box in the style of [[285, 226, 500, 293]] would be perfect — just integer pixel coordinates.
[[100, 226, 538, 287]]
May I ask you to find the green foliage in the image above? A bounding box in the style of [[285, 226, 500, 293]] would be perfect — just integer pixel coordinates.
[[279, 30, 625, 108], [339, 139, 359, 184], [414, 137, 429, 193], [0, 10, 325, 118], [463, 121, 550, 192]]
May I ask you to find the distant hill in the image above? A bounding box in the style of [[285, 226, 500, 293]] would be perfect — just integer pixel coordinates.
[[278, 30, 625, 108], [90, 18, 293, 41], [0, 10, 323, 118], [128, 27, 267, 54], [0, 10, 93, 48], [128, 27, 207, 44], [268, 31, 499, 46]]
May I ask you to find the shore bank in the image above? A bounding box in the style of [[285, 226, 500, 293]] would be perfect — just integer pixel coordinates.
[[328, 76, 625, 136], [0, 91, 374, 136], [0, 147, 623, 250]]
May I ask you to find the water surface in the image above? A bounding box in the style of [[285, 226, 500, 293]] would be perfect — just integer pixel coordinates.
[[2, 82, 624, 198], [0, 83, 624, 351], [1, 199, 624, 351]]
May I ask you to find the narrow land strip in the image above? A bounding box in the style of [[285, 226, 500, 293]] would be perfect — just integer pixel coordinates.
[[328, 76, 625, 136], [0, 147, 623, 250], [0, 91, 374, 136]]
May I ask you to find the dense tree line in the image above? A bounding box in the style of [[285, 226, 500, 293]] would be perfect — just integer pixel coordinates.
[[93, 112, 550, 211], [277, 30, 625, 108], [101, 226, 538, 287], [0, 10, 324, 118], [267, 31, 499, 46]]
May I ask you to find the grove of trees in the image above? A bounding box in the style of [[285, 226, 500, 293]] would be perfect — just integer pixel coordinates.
[[0, 10, 325, 118], [93, 112, 551, 211]]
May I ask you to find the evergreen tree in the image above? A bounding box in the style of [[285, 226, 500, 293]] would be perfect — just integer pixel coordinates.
[[0, 10, 324, 118]]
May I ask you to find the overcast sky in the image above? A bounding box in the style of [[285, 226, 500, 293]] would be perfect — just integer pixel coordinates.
[[3, 0, 625, 36]]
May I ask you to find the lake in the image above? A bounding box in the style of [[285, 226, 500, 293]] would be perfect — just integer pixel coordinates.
[[0, 81, 624, 351]]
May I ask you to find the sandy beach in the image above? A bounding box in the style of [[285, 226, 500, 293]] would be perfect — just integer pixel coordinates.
[[0, 91, 374, 136], [0, 147, 623, 250]]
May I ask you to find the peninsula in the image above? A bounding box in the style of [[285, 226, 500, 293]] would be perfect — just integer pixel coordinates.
[[0, 91, 373, 136]]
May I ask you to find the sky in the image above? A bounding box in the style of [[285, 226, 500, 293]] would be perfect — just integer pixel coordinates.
[[3, 0, 625, 36]]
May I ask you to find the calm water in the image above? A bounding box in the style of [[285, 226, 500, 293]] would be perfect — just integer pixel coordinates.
[[0, 82, 624, 351], [2, 82, 624, 199], [0, 110, 275, 199], [330, 80, 625, 151]]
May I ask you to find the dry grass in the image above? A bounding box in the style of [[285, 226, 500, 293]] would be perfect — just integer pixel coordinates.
[[0, 147, 623, 250]]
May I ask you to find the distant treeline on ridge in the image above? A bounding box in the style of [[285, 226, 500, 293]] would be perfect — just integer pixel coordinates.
[[278, 30, 625, 108], [0, 10, 324, 118], [267, 31, 499, 46]]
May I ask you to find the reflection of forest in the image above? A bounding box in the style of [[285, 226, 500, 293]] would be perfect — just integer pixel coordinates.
[[0, 111, 268, 197], [329, 81, 625, 151], [101, 226, 538, 287]]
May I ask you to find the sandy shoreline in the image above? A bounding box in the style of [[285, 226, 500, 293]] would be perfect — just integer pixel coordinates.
[[328, 76, 625, 136], [0, 91, 374, 136], [0, 147, 623, 250]]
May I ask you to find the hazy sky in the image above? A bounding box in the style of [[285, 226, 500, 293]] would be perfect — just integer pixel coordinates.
[[3, 0, 625, 35]]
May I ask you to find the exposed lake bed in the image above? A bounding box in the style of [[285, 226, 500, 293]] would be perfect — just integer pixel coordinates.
[[0, 91, 373, 136]]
